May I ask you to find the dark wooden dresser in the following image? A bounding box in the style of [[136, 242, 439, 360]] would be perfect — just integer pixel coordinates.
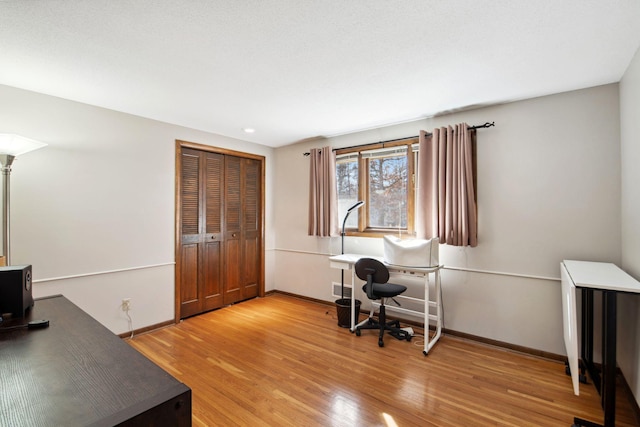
[[0, 295, 191, 426]]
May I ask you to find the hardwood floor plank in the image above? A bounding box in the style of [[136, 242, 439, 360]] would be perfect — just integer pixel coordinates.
[[127, 294, 638, 426]]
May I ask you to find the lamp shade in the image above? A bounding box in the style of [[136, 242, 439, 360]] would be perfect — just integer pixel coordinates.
[[0, 134, 47, 156], [346, 200, 364, 213]]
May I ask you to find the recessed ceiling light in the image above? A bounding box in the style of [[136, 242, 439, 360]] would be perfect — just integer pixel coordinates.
[[243, 128, 255, 133]]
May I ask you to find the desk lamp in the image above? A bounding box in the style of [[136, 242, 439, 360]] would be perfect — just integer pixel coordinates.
[[0, 134, 47, 265]]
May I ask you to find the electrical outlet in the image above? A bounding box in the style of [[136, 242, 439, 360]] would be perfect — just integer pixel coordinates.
[[121, 298, 131, 312]]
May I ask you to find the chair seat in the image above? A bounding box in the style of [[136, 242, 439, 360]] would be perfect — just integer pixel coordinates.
[[361, 282, 407, 298]]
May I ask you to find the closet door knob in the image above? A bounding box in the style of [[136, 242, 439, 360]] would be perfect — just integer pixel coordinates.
[[232, 233, 237, 238]]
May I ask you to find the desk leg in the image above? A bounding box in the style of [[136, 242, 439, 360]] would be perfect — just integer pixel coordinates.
[[423, 269, 443, 356], [573, 290, 617, 427], [350, 268, 356, 332], [601, 290, 616, 427], [435, 270, 442, 338], [582, 288, 598, 391], [423, 273, 430, 355], [585, 289, 594, 363]]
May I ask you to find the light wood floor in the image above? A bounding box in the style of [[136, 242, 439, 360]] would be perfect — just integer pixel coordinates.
[[127, 293, 638, 426]]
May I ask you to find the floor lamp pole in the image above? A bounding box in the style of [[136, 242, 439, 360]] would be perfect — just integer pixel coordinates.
[[340, 225, 346, 300], [0, 154, 14, 266], [340, 201, 364, 299]]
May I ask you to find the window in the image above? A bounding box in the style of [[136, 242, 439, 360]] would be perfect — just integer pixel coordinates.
[[336, 153, 359, 229], [336, 138, 418, 237]]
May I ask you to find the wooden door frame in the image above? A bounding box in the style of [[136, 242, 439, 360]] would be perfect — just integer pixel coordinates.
[[174, 140, 266, 323]]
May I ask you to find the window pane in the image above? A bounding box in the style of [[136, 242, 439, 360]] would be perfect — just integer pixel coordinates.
[[336, 157, 359, 229], [368, 155, 407, 229]]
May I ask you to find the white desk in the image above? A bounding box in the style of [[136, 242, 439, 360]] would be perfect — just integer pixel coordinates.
[[329, 254, 443, 355], [561, 260, 640, 427]]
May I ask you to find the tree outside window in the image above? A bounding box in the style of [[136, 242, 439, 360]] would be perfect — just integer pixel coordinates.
[[336, 139, 417, 236]]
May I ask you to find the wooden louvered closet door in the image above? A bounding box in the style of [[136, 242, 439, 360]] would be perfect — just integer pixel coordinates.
[[223, 156, 260, 304], [178, 145, 263, 319], [179, 148, 224, 318]]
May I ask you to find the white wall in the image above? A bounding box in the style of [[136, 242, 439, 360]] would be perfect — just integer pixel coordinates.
[[0, 84, 275, 334], [273, 84, 621, 356], [620, 44, 640, 406]]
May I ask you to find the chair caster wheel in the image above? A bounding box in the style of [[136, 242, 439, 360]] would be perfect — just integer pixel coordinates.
[[378, 340, 384, 347], [406, 335, 412, 342], [355, 329, 361, 336]]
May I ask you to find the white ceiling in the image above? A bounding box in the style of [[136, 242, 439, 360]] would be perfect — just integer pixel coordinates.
[[2, 1, 640, 148]]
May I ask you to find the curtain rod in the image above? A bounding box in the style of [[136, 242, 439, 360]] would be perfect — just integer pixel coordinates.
[[303, 122, 495, 156]]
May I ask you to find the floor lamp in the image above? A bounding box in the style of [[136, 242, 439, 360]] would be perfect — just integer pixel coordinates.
[[340, 200, 364, 300], [0, 134, 47, 266]]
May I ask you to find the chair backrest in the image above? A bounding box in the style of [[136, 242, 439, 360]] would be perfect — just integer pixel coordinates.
[[355, 258, 389, 300]]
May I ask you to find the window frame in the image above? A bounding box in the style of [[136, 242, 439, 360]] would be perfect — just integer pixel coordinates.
[[335, 138, 418, 238]]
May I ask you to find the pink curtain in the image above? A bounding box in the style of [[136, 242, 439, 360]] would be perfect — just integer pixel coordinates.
[[417, 124, 478, 247], [308, 146, 339, 237]]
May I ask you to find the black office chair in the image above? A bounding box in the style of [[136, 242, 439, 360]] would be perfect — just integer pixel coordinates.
[[354, 258, 411, 347]]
